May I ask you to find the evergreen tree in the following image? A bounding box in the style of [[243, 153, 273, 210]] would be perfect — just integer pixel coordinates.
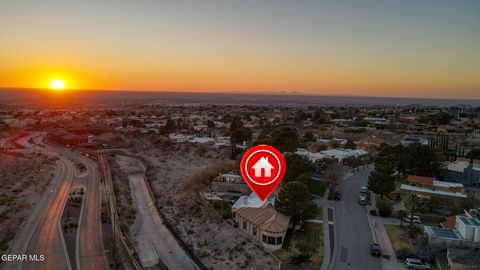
[[344, 139, 356, 149], [368, 146, 396, 198], [276, 181, 317, 226], [270, 127, 299, 152]]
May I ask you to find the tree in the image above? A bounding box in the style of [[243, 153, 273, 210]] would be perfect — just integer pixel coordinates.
[[284, 153, 314, 182], [159, 117, 175, 134], [230, 127, 252, 144], [397, 210, 408, 227], [230, 116, 243, 131], [276, 181, 317, 226], [289, 254, 312, 265], [295, 174, 312, 187], [377, 199, 393, 217], [344, 156, 362, 172], [400, 143, 441, 177], [344, 139, 356, 149], [254, 129, 273, 145], [270, 127, 299, 152], [368, 146, 396, 198], [207, 120, 215, 129], [404, 193, 420, 226], [303, 131, 315, 142], [315, 157, 338, 173], [323, 163, 343, 191], [467, 148, 480, 160]]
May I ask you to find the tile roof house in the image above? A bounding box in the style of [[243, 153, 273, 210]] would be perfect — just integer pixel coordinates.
[[441, 215, 458, 230], [234, 206, 290, 250], [400, 175, 467, 199], [357, 135, 385, 151]]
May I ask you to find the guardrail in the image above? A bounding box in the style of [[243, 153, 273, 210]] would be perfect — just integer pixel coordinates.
[[98, 153, 143, 270]]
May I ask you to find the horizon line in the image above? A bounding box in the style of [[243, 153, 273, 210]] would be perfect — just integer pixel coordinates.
[[1, 86, 479, 102]]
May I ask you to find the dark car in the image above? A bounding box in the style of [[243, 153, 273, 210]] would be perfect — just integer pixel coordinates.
[[371, 243, 382, 257], [334, 191, 341, 200]]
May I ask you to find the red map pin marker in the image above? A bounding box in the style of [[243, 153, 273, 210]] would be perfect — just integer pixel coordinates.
[[240, 144, 286, 201]]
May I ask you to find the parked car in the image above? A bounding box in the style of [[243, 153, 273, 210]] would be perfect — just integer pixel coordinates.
[[358, 195, 367, 205], [404, 215, 422, 224], [396, 249, 417, 261], [334, 191, 341, 201], [360, 186, 368, 193], [370, 243, 381, 257], [404, 258, 431, 269]]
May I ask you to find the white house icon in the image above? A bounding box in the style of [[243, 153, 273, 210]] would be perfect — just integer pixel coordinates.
[[251, 156, 275, 177]]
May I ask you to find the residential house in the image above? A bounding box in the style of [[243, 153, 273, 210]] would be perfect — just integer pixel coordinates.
[[234, 206, 290, 250], [445, 158, 480, 188], [401, 135, 429, 146], [424, 216, 480, 248], [211, 173, 249, 194], [357, 135, 385, 151], [231, 192, 275, 211], [296, 148, 368, 163], [447, 248, 480, 270], [400, 175, 467, 199]]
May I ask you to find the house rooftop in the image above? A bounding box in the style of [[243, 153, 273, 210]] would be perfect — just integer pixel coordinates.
[[448, 248, 480, 265], [235, 206, 290, 233], [441, 215, 457, 229], [400, 184, 467, 198], [457, 216, 480, 227], [424, 226, 463, 240], [447, 158, 480, 173], [407, 175, 434, 186]]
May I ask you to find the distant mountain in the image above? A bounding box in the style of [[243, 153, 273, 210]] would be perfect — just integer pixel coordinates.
[[1, 88, 479, 107]]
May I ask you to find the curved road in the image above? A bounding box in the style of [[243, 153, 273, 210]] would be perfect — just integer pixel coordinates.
[[21, 157, 75, 270], [31, 136, 108, 270], [3, 133, 108, 270]]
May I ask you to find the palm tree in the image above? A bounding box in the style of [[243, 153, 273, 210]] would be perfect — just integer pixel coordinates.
[[396, 210, 408, 227], [404, 193, 419, 226]]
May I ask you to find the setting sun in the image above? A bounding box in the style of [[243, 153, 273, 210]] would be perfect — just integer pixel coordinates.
[[50, 79, 66, 90]]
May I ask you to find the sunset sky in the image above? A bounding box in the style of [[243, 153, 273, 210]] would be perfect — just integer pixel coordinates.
[[1, 0, 479, 98]]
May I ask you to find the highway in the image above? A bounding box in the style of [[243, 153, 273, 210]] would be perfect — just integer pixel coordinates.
[[21, 157, 75, 270], [30, 136, 108, 270], [330, 167, 382, 270], [75, 154, 108, 270], [3, 134, 75, 270], [3, 133, 108, 270]]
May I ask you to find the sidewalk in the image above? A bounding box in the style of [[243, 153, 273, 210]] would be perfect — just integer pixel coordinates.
[[367, 213, 405, 270]]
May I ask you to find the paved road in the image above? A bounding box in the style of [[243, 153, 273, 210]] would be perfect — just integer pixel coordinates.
[[3, 134, 75, 270], [330, 167, 382, 270], [21, 157, 75, 270], [30, 135, 108, 270], [76, 154, 108, 270]]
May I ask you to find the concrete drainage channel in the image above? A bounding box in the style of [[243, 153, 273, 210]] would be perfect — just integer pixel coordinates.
[[59, 186, 86, 270]]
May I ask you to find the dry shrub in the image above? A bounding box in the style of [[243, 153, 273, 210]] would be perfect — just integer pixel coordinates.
[[182, 161, 236, 196]]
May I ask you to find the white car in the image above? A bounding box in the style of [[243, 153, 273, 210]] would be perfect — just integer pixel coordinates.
[[404, 258, 431, 269], [358, 195, 367, 205], [360, 186, 368, 193], [404, 215, 422, 224]]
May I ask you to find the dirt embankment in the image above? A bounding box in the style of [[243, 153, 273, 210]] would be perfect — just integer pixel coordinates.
[[0, 153, 56, 255], [140, 144, 278, 270]]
